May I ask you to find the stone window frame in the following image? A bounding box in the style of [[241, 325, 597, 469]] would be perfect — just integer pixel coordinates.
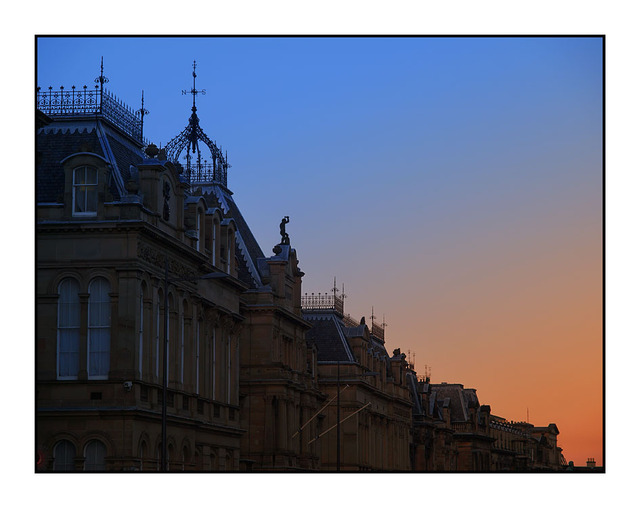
[[61, 153, 110, 220], [53, 439, 76, 471], [71, 165, 98, 217]]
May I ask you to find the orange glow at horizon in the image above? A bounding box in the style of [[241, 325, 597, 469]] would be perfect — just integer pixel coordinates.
[[324, 174, 603, 466]]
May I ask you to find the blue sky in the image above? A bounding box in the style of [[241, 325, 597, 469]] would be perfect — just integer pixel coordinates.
[[37, 36, 602, 284], [37, 36, 603, 464]]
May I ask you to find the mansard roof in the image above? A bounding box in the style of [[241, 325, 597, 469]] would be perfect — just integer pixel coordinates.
[[37, 68, 270, 296], [406, 372, 424, 416], [36, 120, 145, 203], [203, 185, 265, 289], [303, 312, 356, 363], [430, 383, 481, 423]]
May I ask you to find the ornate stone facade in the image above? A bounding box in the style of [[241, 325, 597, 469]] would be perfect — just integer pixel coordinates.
[[302, 301, 414, 471], [36, 66, 570, 473]]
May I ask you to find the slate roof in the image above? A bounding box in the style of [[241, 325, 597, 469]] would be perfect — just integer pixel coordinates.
[[343, 324, 367, 338], [37, 128, 105, 203], [303, 312, 356, 363], [370, 335, 388, 359], [104, 132, 144, 185], [430, 383, 480, 423], [406, 372, 424, 416], [204, 185, 265, 289], [36, 119, 145, 203]]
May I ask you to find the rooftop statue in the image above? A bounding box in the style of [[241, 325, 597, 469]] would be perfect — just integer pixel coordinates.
[[280, 216, 290, 245]]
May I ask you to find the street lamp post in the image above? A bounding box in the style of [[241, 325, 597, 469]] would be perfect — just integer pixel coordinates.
[[161, 259, 168, 472], [336, 359, 340, 472], [160, 261, 229, 472]]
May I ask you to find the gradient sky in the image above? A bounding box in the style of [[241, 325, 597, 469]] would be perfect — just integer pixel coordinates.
[[36, 36, 603, 466]]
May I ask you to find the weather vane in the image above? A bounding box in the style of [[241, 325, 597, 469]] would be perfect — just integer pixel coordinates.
[[182, 60, 206, 113]]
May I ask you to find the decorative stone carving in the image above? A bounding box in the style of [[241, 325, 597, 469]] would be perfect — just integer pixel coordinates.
[[137, 242, 197, 281]]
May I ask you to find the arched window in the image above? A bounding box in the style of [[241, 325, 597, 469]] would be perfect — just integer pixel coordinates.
[[195, 319, 201, 396], [138, 440, 147, 471], [88, 277, 111, 379], [211, 327, 216, 400], [182, 446, 189, 471], [138, 283, 146, 379], [211, 219, 218, 266], [226, 229, 233, 274], [53, 440, 76, 471], [226, 335, 231, 403], [155, 291, 162, 379], [72, 166, 98, 216], [196, 210, 201, 251], [180, 300, 186, 385], [84, 440, 106, 471], [57, 278, 80, 379], [166, 443, 174, 471]]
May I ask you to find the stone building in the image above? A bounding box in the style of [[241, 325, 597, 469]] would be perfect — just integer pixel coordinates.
[[407, 378, 567, 472], [237, 239, 325, 471], [489, 415, 532, 471], [428, 383, 493, 471], [36, 61, 570, 474], [301, 293, 413, 471], [36, 75, 246, 471]]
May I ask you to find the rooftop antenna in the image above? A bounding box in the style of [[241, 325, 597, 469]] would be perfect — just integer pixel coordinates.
[[371, 306, 376, 326], [527, 407, 529, 423]]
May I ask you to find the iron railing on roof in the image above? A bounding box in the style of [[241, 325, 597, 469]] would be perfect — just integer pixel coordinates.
[[36, 85, 146, 143], [301, 293, 344, 315], [371, 322, 385, 340], [188, 161, 228, 186], [342, 314, 360, 328]]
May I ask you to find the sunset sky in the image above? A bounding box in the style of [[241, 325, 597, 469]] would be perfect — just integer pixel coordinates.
[[36, 36, 603, 466]]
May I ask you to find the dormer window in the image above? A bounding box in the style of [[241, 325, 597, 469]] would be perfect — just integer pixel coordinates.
[[72, 166, 98, 216]]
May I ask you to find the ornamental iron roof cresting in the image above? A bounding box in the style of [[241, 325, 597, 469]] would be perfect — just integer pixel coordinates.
[[164, 60, 230, 188], [36, 58, 148, 146]]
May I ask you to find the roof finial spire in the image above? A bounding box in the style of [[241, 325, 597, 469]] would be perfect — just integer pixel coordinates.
[[182, 59, 206, 114], [94, 56, 109, 92], [136, 90, 149, 139]]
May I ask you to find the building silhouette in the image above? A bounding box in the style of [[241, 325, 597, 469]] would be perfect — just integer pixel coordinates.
[[36, 61, 570, 472], [302, 294, 413, 471]]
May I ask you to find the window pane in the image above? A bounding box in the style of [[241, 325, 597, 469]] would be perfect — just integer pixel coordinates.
[[54, 440, 76, 471], [88, 278, 110, 378], [84, 440, 106, 471], [59, 329, 80, 377], [85, 187, 97, 211], [89, 328, 110, 377], [73, 167, 98, 214], [73, 167, 85, 185], [58, 279, 80, 379], [86, 167, 98, 184]]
